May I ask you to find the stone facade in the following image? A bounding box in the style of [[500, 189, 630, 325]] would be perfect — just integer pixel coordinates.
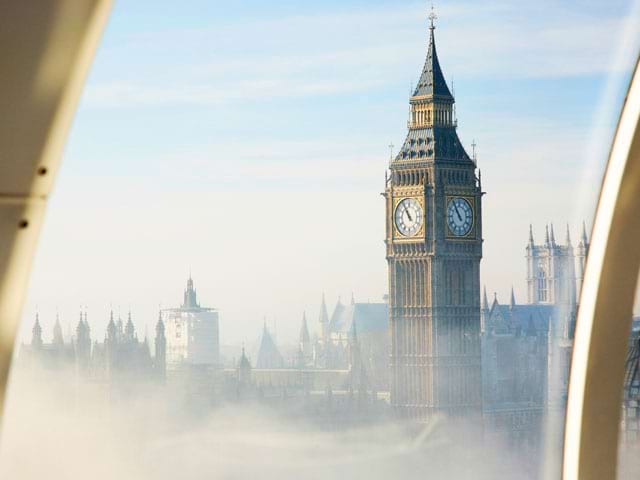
[[385, 15, 482, 422], [482, 225, 585, 455]]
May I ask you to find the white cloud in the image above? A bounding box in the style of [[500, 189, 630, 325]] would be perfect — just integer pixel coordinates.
[[82, 1, 637, 109]]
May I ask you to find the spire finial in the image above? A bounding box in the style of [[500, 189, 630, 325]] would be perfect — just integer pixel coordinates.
[[388, 142, 394, 162], [429, 3, 437, 30], [545, 225, 550, 245], [566, 223, 572, 245], [529, 224, 534, 244], [482, 286, 489, 310], [471, 139, 477, 163]]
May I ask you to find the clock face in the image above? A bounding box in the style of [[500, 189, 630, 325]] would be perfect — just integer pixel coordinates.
[[447, 197, 473, 237], [395, 198, 423, 237]]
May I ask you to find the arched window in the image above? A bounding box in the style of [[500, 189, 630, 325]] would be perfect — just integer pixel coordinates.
[[537, 269, 548, 302]]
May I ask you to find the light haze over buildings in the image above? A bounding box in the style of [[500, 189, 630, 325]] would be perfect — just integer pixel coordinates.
[[20, 0, 640, 345]]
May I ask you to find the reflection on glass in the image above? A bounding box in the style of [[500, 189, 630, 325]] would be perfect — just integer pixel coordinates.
[[1, 2, 639, 479]]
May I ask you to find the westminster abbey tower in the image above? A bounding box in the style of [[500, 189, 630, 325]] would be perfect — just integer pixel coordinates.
[[385, 13, 483, 421]]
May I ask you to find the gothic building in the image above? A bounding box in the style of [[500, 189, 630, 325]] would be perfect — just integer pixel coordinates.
[[311, 294, 388, 389], [385, 13, 483, 421], [20, 308, 166, 386], [482, 224, 589, 447]]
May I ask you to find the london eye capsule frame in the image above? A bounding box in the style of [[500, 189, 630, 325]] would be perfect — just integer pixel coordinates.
[[0, 3, 639, 479]]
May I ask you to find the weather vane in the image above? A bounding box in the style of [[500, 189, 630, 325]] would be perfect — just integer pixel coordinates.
[[429, 3, 437, 29]]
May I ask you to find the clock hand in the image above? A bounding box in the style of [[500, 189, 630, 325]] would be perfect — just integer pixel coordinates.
[[405, 208, 413, 222], [452, 201, 462, 222]]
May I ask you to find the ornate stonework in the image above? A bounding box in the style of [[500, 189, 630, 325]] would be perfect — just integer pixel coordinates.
[[385, 16, 483, 421]]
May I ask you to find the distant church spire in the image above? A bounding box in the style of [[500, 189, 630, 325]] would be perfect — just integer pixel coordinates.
[[182, 275, 199, 309], [482, 286, 489, 311], [106, 311, 117, 343], [510, 287, 516, 309], [549, 223, 556, 245], [529, 224, 534, 245], [566, 223, 572, 245], [52, 314, 64, 346], [580, 221, 589, 246], [32, 313, 43, 349], [154, 310, 166, 381], [299, 311, 310, 344], [319, 293, 329, 340], [125, 311, 135, 340], [544, 225, 550, 246]]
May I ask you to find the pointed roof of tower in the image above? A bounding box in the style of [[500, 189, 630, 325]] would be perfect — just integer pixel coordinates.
[[116, 313, 124, 335], [156, 310, 165, 335], [299, 311, 310, 344], [482, 286, 489, 311], [106, 311, 117, 341], [393, 13, 472, 166], [319, 293, 329, 325], [32, 313, 43, 348], [566, 224, 572, 245], [412, 10, 453, 100], [125, 311, 135, 339], [76, 314, 86, 336], [510, 287, 516, 309], [545, 225, 550, 246], [256, 323, 283, 369], [580, 221, 589, 246], [529, 224, 535, 245], [238, 346, 252, 370], [182, 275, 199, 309], [53, 314, 64, 345], [549, 223, 556, 245]]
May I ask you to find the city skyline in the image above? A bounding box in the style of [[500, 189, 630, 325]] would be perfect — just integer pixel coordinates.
[[19, 0, 640, 345]]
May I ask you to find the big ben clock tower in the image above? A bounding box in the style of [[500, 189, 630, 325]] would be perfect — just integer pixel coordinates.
[[385, 12, 483, 422]]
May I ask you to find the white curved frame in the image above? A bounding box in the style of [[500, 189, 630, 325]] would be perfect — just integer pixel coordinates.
[[0, 1, 112, 418], [563, 57, 640, 479]]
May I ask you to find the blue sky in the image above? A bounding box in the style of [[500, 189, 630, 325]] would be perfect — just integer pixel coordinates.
[[21, 0, 640, 348]]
